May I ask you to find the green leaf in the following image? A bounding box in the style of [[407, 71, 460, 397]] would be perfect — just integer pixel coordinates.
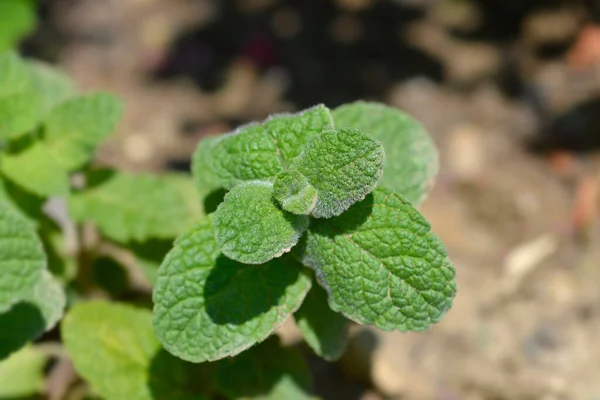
[[42, 93, 123, 171], [0, 271, 66, 360], [332, 101, 438, 206], [2, 142, 70, 197], [0, 92, 42, 140], [130, 240, 173, 286], [152, 215, 312, 363], [209, 105, 334, 188], [214, 181, 309, 264], [0, 0, 36, 53], [0, 345, 47, 398], [294, 281, 350, 361], [62, 301, 214, 400], [0, 178, 44, 226], [0, 204, 45, 312], [26, 60, 77, 113], [273, 170, 317, 215], [69, 170, 199, 243], [216, 336, 314, 400], [191, 135, 222, 197], [287, 128, 385, 218], [163, 173, 205, 222], [297, 187, 456, 332], [0, 52, 32, 97]]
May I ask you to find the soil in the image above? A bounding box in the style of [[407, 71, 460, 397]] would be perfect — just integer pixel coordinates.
[[23, 0, 600, 399]]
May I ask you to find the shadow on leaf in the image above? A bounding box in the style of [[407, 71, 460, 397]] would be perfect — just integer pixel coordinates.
[[203, 254, 302, 325]]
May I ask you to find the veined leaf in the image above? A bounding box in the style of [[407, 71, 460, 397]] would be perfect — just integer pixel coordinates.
[[209, 105, 334, 188], [26, 60, 76, 113], [153, 215, 312, 363], [42, 93, 123, 171], [298, 187, 456, 332], [333, 102, 438, 206], [213, 181, 308, 264], [0, 52, 32, 97], [0, 92, 43, 140]]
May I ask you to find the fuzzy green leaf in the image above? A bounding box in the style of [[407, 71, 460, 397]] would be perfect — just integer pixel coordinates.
[[0, 0, 36, 53], [273, 170, 317, 215], [26, 60, 76, 113], [214, 181, 308, 264], [62, 301, 213, 400], [0, 92, 42, 140], [216, 336, 314, 400], [0, 345, 47, 398], [2, 142, 70, 197], [0, 271, 66, 360], [0, 52, 32, 97], [69, 170, 200, 243], [333, 101, 438, 205], [288, 128, 385, 218], [191, 135, 222, 197], [42, 93, 123, 171], [294, 281, 350, 361], [298, 187, 456, 332], [152, 215, 312, 363], [0, 204, 45, 312], [209, 105, 334, 188]]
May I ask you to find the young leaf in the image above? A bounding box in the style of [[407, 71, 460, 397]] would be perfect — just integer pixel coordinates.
[[26, 60, 76, 113], [213, 181, 309, 264], [0, 271, 66, 360], [0, 52, 32, 97], [294, 281, 350, 361], [0, 92, 42, 140], [209, 105, 334, 188], [191, 135, 222, 197], [298, 187, 456, 332], [42, 93, 123, 171], [0, 345, 47, 398], [62, 301, 214, 400], [273, 170, 318, 215], [69, 170, 200, 243], [0, 0, 36, 53], [287, 128, 385, 218], [152, 216, 312, 363], [333, 101, 438, 206], [215, 336, 314, 400], [1, 142, 70, 197], [0, 204, 45, 312]]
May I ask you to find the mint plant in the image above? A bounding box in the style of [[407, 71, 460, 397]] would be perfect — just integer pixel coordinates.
[[152, 102, 457, 367], [0, 49, 456, 400]]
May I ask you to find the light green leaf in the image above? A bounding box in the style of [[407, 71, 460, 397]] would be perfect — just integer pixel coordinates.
[[0, 345, 47, 398], [163, 173, 205, 222], [209, 105, 334, 188], [26, 60, 77, 113], [62, 301, 214, 400], [0, 92, 43, 140], [0, 204, 45, 312], [214, 181, 309, 264], [191, 135, 222, 196], [298, 187, 456, 332], [287, 128, 385, 218], [43, 93, 123, 171], [152, 215, 312, 363], [216, 336, 314, 400], [2, 142, 70, 197], [0, 52, 32, 97], [273, 170, 317, 215], [69, 170, 199, 243], [294, 281, 350, 361], [333, 101, 438, 206], [0, 0, 36, 53], [0, 271, 66, 360]]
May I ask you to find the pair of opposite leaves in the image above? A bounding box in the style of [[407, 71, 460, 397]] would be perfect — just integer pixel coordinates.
[[202, 105, 385, 265]]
